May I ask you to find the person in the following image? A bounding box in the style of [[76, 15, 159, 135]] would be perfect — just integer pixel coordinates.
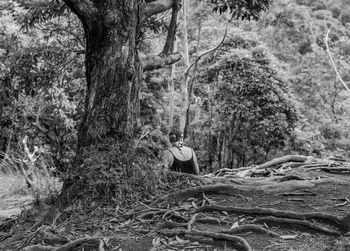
[[161, 129, 199, 175]]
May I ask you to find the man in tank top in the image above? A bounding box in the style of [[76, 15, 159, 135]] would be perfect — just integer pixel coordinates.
[[161, 129, 199, 175]]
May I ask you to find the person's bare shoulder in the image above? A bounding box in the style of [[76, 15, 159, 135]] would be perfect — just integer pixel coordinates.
[[182, 146, 193, 155]]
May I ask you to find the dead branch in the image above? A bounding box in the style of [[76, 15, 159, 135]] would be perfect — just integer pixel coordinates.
[[158, 229, 252, 251], [220, 224, 280, 237], [253, 216, 341, 236], [195, 205, 342, 228]]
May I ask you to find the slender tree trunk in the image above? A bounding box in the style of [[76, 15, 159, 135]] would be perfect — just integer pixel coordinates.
[[182, 0, 190, 95], [224, 127, 233, 168], [183, 17, 202, 138], [207, 85, 213, 172], [168, 40, 178, 128], [0, 77, 8, 153], [0, 80, 4, 126]]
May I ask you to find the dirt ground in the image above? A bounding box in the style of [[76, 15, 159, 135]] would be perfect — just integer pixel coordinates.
[[1, 163, 350, 251]]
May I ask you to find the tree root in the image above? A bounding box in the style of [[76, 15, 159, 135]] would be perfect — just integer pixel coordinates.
[[22, 237, 100, 251], [234, 155, 312, 173], [276, 175, 306, 182], [158, 229, 252, 251], [253, 216, 341, 236], [167, 171, 208, 184], [220, 224, 280, 237], [151, 184, 253, 206], [195, 205, 342, 229], [22, 245, 54, 251], [167, 212, 231, 225], [306, 167, 350, 173]]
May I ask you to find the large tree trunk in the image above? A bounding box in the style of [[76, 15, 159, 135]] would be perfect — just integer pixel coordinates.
[[75, 2, 141, 148], [60, 0, 180, 204]]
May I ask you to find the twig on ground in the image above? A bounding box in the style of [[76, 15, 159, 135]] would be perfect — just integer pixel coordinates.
[[335, 198, 350, 207], [187, 213, 198, 231]]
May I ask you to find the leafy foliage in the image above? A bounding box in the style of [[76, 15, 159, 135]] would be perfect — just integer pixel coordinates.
[[257, 0, 350, 155], [212, 0, 271, 20], [197, 32, 298, 167], [0, 1, 85, 171], [62, 134, 165, 204]]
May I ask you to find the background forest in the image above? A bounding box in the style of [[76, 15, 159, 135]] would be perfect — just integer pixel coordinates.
[[1, 0, 350, 190]]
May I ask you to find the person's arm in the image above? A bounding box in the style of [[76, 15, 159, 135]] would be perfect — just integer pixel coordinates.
[[192, 150, 200, 175], [161, 150, 174, 173]]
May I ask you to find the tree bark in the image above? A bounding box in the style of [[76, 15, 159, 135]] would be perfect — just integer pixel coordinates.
[[61, 1, 143, 148], [168, 41, 177, 128], [62, 0, 178, 149]]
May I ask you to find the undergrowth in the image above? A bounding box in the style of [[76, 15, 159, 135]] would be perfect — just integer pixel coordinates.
[[0, 147, 61, 202], [62, 134, 167, 206]]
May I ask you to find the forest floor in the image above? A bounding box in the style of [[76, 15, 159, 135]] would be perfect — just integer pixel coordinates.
[[1, 155, 350, 251]]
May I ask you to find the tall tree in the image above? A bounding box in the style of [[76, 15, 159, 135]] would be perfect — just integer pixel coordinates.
[[61, 1, 181, 149], [60, 0, 271, 148]]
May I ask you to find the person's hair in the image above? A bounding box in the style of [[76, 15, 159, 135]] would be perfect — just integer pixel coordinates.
[[169, 129, 182, 143]]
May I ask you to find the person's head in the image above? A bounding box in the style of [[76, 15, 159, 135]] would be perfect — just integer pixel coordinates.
[[169, 129, 184, 147]]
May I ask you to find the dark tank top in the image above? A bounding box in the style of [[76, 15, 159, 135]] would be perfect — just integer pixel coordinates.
[[168, 149, 196, 174]]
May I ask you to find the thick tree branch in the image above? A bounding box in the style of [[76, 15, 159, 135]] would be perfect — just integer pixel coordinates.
[[141, 52, 181, 71], [161, 0, 180, 55], [62, 0, 99, 30], [145, 0, 173, 17], [184, 21, 228, 78]]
